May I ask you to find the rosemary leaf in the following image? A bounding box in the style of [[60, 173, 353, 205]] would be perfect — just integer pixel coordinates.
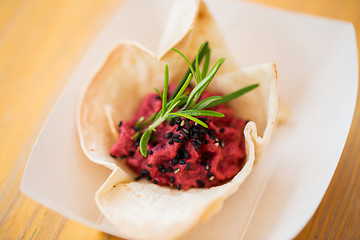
[[207, 84, 259, 108], [201, 48, 211, 79], [180, 109, 224, 117], [132, 131, 140, 140], [140, 129, 152, 157], [192, 96, 221, 110], [153, 87, 163, 98], [171, 48, 198, 84], [166, 100, 181, 114], [195, 42, 206, 84], [141, 112, 157, 127], [169, 42, 208, 100], [161, 64, 169, 117], [135, 116, 145, 127], [171, 73, 192, 109], [185, 58, 225, 108], [168, 112, 208, 128], [167, 94, 189, 108]]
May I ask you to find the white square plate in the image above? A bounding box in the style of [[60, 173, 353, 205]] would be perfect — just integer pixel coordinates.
[[21, 0, 358, 239]]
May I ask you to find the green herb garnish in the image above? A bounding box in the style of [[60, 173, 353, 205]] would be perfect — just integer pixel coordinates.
[[136, 42, 259, 157]]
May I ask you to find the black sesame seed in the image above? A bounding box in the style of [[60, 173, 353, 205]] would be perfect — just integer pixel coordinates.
[[147, 164, 153, 168], [175, 117, 181, 124], [153, 179, 158, 184], [170, 176, 175, 183], [220, 128, 225, 133], [177, 184, 182, 190], [205, 163, 210, 171], [118, 121, 123, 127], [147, 150, 153, 155], [158, 164, 164, 170], [168, 166, 173, 173], [165, 132, 173, 139], [183, 151, 189, 159], [168, 138, 174, 144], [185, 120, 190, 128], [141, 169, 149, 176], [172, 158, 179, 165], [196, 139, 202, 144], [174, 138, 183, 143], [120, 155, 127, 159], [194, 145, 199, 151], [196, 180, 205, 188], [204, 139, 209, 144], [129, 151, 135, 157], [186, 162, 191, 170], [135, 176, 142, 181], [209, 135, 216, 140], [207, 172, 213, 177], [191, 141, 198, 146], [110, 154, 117, 158], [199, 118, 207, 122], [178, 159, 186, 165], [173, 134, 180, 138], [176, 126, 182, 131], [200, 161, 207, 166], [175, 151, 182, 159], [199, 128, 207, 134], [208, 129, 215, 135], [170, 119, 175, 126]]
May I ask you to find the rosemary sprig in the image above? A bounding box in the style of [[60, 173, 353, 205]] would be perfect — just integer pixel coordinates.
[[136, 42, 259, 157], [169, 42, 209, 99]]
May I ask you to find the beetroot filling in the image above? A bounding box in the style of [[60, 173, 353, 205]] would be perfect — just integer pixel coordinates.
[[110, 88, 247, 190]]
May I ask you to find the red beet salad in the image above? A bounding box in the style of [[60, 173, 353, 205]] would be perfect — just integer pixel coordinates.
[[110, 88, 247, 190]]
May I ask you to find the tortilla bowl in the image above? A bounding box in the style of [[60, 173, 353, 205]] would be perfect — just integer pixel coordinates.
[[77, 0, 278, 239]]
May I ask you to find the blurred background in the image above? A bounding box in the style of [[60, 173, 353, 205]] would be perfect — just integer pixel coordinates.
[[0, 0, 359, 239]]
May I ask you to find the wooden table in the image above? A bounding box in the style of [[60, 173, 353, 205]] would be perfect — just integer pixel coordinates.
[[0, 0, 359, 239]]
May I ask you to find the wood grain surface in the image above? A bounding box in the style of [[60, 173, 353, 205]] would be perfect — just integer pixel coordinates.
[[0, 0, 359, 239]]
